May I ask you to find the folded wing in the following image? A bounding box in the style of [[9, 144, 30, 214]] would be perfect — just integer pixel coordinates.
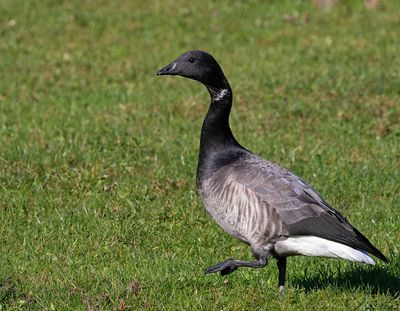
[[226, 153, 387, 262]]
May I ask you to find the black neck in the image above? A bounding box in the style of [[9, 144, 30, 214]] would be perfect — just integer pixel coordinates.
[[201, 85, 237, 147], [197, 84, 240, 175]]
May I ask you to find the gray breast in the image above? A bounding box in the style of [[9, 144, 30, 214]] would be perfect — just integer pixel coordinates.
[[197, 159, 285, 247]]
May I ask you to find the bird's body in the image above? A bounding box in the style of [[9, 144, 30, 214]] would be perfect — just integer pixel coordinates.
[[197, 149, 377, 265], [157, 50, 387, 292]]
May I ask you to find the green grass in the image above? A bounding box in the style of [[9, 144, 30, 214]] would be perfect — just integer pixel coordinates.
[[0, 0, 399, 309]]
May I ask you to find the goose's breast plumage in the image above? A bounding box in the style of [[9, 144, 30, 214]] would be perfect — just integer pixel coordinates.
[[197, 153, 287, 247]]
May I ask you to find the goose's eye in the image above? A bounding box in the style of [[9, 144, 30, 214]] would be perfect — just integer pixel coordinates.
[[188, 58, 195, 63]]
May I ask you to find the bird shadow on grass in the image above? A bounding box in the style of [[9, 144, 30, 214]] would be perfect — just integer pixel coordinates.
[[291, 265, 400, 296]]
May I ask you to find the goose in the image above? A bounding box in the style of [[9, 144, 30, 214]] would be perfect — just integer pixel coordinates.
[[157, 50, 388, 293]]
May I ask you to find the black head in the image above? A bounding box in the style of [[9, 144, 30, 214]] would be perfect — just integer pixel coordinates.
[[157, 50, 229, 89]]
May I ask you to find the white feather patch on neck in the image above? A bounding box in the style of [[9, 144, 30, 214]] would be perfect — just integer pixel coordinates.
[[208, 87, 229, 101], [215, 88, 229, 101]]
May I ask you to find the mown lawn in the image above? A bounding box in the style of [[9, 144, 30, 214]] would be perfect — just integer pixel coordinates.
[[0, 0, 399, 310]]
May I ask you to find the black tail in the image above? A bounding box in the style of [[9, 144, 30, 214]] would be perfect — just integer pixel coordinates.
[[353, 227, 388, 263]]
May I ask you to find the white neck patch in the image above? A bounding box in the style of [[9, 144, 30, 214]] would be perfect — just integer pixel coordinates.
[[209, 88, 229, 101]]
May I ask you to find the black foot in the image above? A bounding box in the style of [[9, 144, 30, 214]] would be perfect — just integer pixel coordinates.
[[205, 259, 239, 276], [205, 257, 267, 276]]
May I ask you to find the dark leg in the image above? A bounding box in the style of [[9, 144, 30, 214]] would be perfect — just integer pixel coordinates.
[[277, 257, 287, 294], [205, 257, 267, 276]]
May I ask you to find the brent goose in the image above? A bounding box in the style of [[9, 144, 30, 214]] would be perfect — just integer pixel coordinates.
[[157, 50, 387, 292]]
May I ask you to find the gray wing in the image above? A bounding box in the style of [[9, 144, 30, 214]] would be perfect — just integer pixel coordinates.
[[228, 153, 386, 260]]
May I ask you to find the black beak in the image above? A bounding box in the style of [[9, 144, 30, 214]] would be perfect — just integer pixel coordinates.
[[157, 62, 178, 76]]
